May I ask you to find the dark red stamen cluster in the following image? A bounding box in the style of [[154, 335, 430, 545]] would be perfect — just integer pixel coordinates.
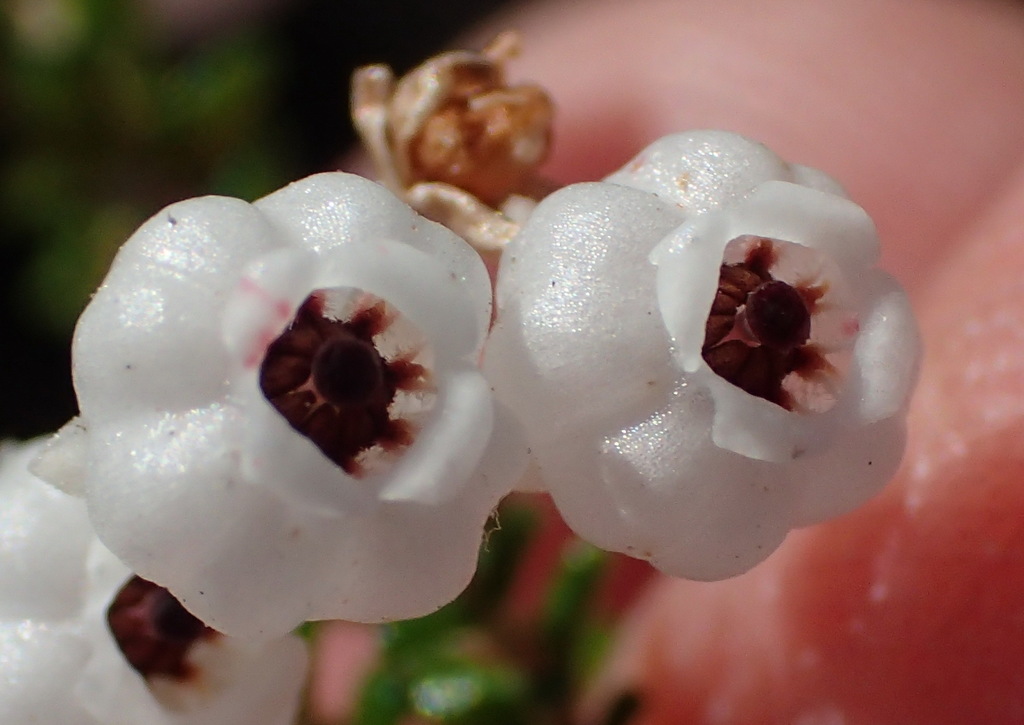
[[702, 238, 827, 409], [107, 576, 217, 680], [745, 280, 812, 350], [259, 294, 426, 475]]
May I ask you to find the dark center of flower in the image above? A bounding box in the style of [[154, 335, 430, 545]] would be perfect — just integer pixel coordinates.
[[259, 294, 427, 476], [152, 594, 208, 642], [107, 576, 218, 680], [311, 331, 387, 407], [744, 280, 811, 351], [701, 238, 826, 411]]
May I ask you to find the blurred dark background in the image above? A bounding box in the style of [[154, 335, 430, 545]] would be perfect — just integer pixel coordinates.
[[0, 0, 520, 438]]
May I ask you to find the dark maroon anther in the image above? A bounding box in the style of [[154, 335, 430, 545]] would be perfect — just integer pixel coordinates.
[[259, 294, 428, 474], [701, 239, 821, 411], [311, 332, 387, 407], [745, 280, 811, 351], [742, 237, 778, 278], [107, 576, 218, 680], [703, 263, 769, 351]]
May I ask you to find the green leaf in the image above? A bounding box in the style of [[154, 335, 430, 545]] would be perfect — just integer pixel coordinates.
[[292, 620, 319, 642], [461, 502, 538, 617], [536, 541, 609, 704], [353, 669, 411, 725], [542, 542, 608, 650], [409, 660, 529, 725], [379, 604, 469, 656]]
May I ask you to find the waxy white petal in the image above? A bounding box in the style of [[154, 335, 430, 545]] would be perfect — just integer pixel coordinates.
[[0, 442, 92, 620], [73, 197, 277, 418]]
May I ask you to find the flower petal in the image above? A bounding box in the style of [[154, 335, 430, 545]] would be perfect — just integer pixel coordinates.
[[73, 197, 278, 419], [791, 416, 907, 525], [81, 403, 505, 636], [790, 163, 848, 196], [28, 417, 89, 497], [486, 181, 684, 432], [650, 214, 734, 372], [605, 130, 794, 213], [722, 180, 880, 272], [309, 237, 481, 365], [0, 622, 96, 725], [0, 441, 92, 620], [598, 386, 796, 579], [847, 270, 922, 423], [81, 406, 262, 609], [380, 364, 494, 503], [255, 172, 492, 354], [221, 247, 321, 372]]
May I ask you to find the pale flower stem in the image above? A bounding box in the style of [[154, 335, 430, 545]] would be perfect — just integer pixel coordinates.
[[405, 181, 521, 256]]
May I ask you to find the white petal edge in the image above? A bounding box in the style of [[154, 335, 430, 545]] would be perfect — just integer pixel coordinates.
[[380, 364, 494, 503], [650, 214, 734, 372], [849, 271, 922, 423], [723, 180, 879, 272], [309, 237, 482, 365], [221, 247, 320, 370], [254, 172, 492, 354]]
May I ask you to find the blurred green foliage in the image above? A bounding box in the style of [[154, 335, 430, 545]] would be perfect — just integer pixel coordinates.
[[0, 0, 294, 336]]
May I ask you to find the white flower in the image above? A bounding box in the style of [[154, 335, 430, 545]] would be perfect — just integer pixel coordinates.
[[485, 130, 920, 580], [0, 440, 307, 725], [37, 172, 524, 637]]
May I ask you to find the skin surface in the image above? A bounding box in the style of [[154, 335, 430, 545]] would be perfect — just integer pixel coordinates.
[[318, 1, 1024, 723], [484, 0, 1024, 723]]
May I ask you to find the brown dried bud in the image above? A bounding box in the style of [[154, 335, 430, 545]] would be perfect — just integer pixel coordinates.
[[353, 32, 554, 208], [406, 84, 553, 206]]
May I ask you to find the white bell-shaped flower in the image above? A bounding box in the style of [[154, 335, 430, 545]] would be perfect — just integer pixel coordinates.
[[37, 172, 524, 638], [485, 130, 919, 580], [0, 440, 307, 725]]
